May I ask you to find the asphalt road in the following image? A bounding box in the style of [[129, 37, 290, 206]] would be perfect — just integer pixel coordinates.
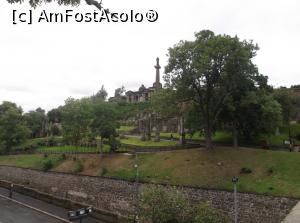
[[0, 196, 63, 223], [0, 187, 104, 223]]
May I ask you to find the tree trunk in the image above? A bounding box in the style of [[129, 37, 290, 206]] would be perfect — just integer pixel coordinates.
[[146, 116, 151, 141], [179, 116, 186, 145], [275, 127, 280, 136], [154, 117, 160, 142], [204, 126, 213, 149], [232, 124, 238, 149], [99, 138, 103, 154]]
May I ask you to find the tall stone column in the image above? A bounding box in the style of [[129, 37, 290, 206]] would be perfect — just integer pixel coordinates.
[[153, 57, 162, 90]]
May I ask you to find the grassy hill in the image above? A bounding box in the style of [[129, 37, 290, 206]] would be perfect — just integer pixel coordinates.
[[1, 147, 300, 198], [160, 123, 300, 146]]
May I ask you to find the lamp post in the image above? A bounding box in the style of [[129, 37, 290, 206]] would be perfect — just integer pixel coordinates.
[[232, 177, 239, 223], [9, 184, 13, 199], [134, 152, 139, 223]]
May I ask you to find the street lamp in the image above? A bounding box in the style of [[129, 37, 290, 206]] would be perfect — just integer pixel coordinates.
[[9, 184, 14, 199], [134, 153, 139, 223], [68, 206, 92, 223], [232, 177, 239, 223]]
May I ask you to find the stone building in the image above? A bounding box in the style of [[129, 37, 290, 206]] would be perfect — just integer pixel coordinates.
[[126, 57, 162, 103], [123, 57, 179, 134]]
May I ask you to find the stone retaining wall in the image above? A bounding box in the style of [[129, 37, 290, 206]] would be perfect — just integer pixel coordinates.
[[0, 165, 297, 222]]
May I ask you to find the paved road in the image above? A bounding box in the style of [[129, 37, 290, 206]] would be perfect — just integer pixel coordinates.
[[0, 196, 63, 223], [0, 187, 104, 223]]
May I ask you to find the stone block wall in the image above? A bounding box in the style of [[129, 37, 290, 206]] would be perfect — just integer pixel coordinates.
[[0, 165, 297, 222]]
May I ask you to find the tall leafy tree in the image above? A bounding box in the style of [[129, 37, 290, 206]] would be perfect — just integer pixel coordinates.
[[164, 30, 261, 149], [47, 107, 63, 136], [0, 102, 29, 153], [24, 107, 47, 138], [151, 89, 189, 144], [90, 99, 119, 151], [93, 85, 108, 101], [273, 88, 296, 126], [47, 108, 62, 124], [61, 97, 93, 146], [237, 91, 282, 140], [114, 86, 126, 98]]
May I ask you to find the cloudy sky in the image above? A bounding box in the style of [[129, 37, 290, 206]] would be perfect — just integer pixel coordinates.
[[0, 0, 299, 112]]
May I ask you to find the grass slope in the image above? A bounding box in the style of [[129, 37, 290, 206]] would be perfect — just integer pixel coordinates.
[[1, 148, 300, 198], [0, 154, 63, 170]]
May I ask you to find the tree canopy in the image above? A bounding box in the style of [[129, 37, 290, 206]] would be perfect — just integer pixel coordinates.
[[0, 101, 29, 153], [24, 108, 47, 139], [7, 0, 107, 11], [164, 30, 272, 148]]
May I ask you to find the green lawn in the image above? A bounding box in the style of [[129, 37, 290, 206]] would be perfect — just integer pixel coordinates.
[[0, 154, 63, 170], [105, 147, 300, 198], [120, 137, 178, 147], [2, 147, 300, 198], [37, 145, 111, 153], [117, 126, 136, 133], [160, 124, 300, 147], [160, 131, 232, 143]]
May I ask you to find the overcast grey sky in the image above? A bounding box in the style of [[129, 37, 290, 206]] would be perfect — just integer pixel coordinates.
[[0, 0, 299, 112]]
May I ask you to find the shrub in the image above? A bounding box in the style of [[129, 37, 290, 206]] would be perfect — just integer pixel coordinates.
[[139, 185, 230, 223], [0, 145, 6, 155], [101, 167, 108, 176], [267, 166, 274, 175], [61, 153, 66, 160], [193, 202, 230, 223], [42, 159, 53, 171], [74, 159, 83, 173], [295, 134, 300, 141], [240, 167, 252, 174], [139, 185, 192, 223], [108, 137, 121, 152]]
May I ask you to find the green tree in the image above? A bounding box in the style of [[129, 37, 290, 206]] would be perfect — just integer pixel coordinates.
[[93, 85, 108, 101], [114, 86, 125, 98], [24, 107, 47, 138], [218, 75, 275, 148], [61, 97, 93, 146], [47, 108, 62, 124], [273, 88, 296, 126], [47, 107, 63, 136], [0, 101, 29, 153], [164, 30, 261, 149], [151, 89, 189, 144], [90, 99, 119, 151], [7, 0, 108, 11], [237, 91, 282, 140], [151, 89, 179, 119], [109, 86, 127, 103]]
